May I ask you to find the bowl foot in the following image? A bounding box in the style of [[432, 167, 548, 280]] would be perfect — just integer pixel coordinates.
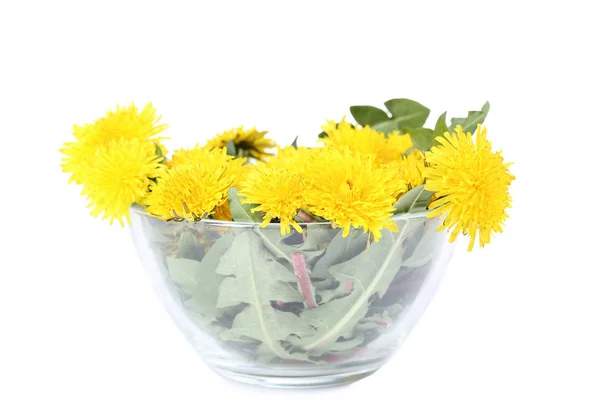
[[210, 361, 384, 389]]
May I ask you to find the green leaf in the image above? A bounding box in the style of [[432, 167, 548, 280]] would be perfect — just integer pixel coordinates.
[[228, 187, 262, 223], [139, 214, 173, 243], [291, 136, 299, 149], [255, 343, 313, 363], [166, 233, 234, 321], [328, 228, 413, 298], [289, 285, 366, 352], [402, 224, 444, 268], [393, 185, 435, 214], [370, 303, 405, 321], [225, 140, 237, 156], [255, 227, 326, 266], [294, 333, 366, 357], [215, 231, 315, 359], [450, 101, 490, 133], [312, 229, 368, 278], [154, 143, 165, 163], [354, 310, 395, 334], [481, 101, 491, 115], [317, 285, 347, 303], [167, 257, 203, 290], [220, 306, 314, 345], [326, 334, 365, 352], [433, 111, 449, 138], [292, 226, 415, 352], [349, 105, 389, 127], [300, 209, 328, 222], [176, 230, 205, 261], [313, 278, 337, 291], [186, 312, 224, 336], [254, 229, 294, 264], [383, 99, 430, 129], [371, 119, 402, 135], [303, 227, 338, 249], [406, 128, 435, 151]]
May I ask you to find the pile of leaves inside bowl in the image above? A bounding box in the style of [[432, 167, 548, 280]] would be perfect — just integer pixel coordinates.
[[60, 98, 514, 374]]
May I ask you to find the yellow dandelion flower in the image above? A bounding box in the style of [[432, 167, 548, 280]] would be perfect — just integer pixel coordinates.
[[304, 147, 404, 242], [204, 126, 275, 161], [60, 103, 167, 184], [213, 202, 233, 221], [424, 125, 515, 251], [169, 146, 215, 167], [387, 131, 414, 157], [390, 150, 427, 192], [169, 146, 248, 186], [321, 118, 387, 159], [267, 145, 318, 174], [228, 157, 252, 187], [168, 147, 249, 221], [94, 103, 167, 143], [145, 158, 233, 220], [238, 163, 305, 235], [320, 118, 412, 164], [81, 138, 164, 226]]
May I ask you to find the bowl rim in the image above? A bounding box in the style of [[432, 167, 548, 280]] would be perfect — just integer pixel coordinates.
[[130, 204, 431, 228]]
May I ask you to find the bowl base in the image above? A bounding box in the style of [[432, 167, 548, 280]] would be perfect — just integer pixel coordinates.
[[210, 360, 385, 389]]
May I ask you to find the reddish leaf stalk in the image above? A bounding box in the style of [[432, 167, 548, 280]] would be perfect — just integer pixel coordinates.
[[297, 209, 316, 223], [374, 315, 393, 328], [291, 252, 317, 309], [272, 300, 285, 309], [343, 281, 353, 296]]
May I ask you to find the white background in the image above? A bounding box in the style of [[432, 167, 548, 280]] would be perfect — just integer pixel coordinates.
[[1, 1, 599, 399]]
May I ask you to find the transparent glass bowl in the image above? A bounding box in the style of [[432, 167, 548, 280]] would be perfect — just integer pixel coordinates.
[[130, 207, 454, 388]]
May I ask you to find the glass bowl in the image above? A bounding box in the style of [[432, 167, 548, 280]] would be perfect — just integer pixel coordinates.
[[130, 206, 454, 388]]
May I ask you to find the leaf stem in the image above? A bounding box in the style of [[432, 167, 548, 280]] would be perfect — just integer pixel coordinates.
[[296, 209, 316, 223], [255, 229, 293, 264], [291, 253, 317, 309]]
